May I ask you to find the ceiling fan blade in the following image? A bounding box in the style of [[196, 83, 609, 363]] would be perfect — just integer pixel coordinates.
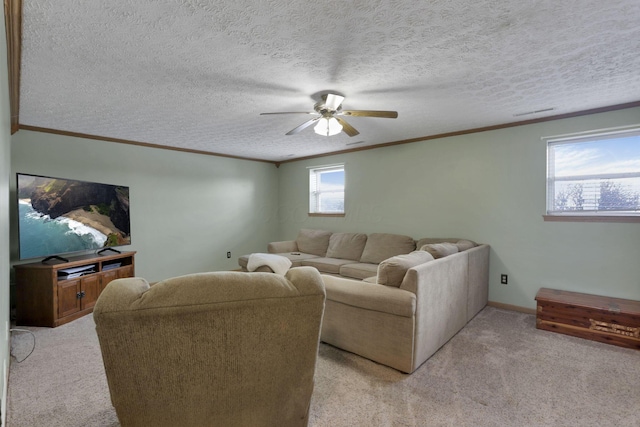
[[260, 112, 316, 115], [335, 117, 359, 137], [286, 117, 321, 135], [325, 94, 345, 110], [340, 110, 398, 118]]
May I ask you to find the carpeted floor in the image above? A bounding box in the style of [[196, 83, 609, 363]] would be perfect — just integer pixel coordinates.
[[7, 306, 640, 427]]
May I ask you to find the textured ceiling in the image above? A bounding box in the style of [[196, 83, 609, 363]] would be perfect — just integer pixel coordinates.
[[17, 0, 640, 162]]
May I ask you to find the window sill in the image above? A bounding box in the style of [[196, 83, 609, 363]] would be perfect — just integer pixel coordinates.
[[308, 213, 345, 217], [543, 215, 640, 223]]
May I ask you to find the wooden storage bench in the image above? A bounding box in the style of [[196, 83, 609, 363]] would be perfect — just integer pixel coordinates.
[[535, 288, 640, 350]]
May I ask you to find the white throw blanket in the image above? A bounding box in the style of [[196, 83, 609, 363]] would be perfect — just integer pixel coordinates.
[[247, 253, 292, 275]]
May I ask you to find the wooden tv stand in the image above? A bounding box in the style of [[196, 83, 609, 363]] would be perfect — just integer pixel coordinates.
[[15, 251, 136, 327]]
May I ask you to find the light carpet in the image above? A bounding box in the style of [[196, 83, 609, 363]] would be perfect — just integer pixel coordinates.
[[7, 307, 640, 426]]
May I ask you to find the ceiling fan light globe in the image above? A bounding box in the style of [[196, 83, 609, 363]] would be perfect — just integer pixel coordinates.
[[328, 118, 343, 135], [314, 117, 343, 136]]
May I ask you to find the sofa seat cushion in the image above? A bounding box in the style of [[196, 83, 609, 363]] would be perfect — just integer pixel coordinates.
[[301, 257, 356, 274], [322, 274, 416, 317], [296, 229, 332, 256], [339, 262, 379, 280], [274, 252, 321, 267], [359, 233, 416, 264], [377, 251, 435, 287], [325, 232, 368, 260]]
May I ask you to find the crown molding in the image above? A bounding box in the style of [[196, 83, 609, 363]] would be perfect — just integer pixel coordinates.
[[17, 100, 640, 167], [18, 125, 276, 165]]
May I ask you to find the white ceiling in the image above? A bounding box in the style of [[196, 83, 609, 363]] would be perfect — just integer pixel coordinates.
[[17, 0, 640, 163]]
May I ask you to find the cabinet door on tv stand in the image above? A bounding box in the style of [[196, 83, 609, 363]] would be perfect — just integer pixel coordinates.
[[81, 275, 100, 310], [58, 280, 82, 318], [118, 265, 134, 279], [101, 270, 118, 292]]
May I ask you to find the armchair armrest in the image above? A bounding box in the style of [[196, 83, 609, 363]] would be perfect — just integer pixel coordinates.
[[94, 277, 150, 314], [268, 240, 299, 253]]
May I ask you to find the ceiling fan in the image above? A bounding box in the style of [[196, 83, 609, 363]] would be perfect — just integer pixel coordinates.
[[260, 93, 398, 137]]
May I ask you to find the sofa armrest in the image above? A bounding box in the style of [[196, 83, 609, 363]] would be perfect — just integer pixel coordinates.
[[399, 252, 469, 371], [322, 275, 416, 317], [268, 240, 298, 253], [466, 244, 490, 320]]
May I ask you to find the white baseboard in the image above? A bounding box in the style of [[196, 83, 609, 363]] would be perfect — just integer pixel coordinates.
[[1, 357, 6, 427], [1, 320, 8, 427]]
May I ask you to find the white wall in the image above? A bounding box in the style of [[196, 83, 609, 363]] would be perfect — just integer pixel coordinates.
[[277, 107, 640, 310], [0, 7, 11, 424], [10, 131, 280, 282]]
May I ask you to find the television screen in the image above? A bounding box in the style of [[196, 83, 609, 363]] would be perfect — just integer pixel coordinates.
[[17, 173, 131, 260]]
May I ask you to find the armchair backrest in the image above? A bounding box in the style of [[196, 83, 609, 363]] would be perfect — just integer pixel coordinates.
[[94, 267, 326, 427]]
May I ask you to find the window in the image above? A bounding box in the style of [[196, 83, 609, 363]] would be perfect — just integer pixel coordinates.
[[545, 126, 640, 221], [309, 164, 345, 215]]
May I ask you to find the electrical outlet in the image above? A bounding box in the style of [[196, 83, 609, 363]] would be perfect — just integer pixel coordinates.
[[226, 251, 231, 259], [501, 274, 508, 285]]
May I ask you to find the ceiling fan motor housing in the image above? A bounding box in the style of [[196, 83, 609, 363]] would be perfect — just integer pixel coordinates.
[[314, 101, 342, 117]]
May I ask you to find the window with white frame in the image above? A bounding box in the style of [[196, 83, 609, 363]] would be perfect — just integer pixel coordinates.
[[309, 164, 345, 214], [546, 126, 640, 217]]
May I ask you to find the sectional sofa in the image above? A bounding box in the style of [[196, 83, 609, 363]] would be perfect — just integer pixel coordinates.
[[239, 229, 490, 373]]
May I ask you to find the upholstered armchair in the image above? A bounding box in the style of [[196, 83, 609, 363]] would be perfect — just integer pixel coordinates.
[[93, 267, 326, 427]]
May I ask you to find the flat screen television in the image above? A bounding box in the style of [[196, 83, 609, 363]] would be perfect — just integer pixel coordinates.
[[17, 173, 131, 260]]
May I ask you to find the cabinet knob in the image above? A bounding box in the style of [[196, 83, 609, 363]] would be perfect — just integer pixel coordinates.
[[76, 291, 86, 299]]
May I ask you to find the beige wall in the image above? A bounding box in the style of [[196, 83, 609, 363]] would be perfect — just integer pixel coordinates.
[[10, 131, 280, 282], [277, 107, 640, 309], [1, 8, 11, 423]]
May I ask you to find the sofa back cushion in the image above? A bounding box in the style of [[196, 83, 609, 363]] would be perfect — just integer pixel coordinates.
[[296, 229, 332, 256], [416, 238, 477, 252], [360, 233, 416, 264], [454, 239, 477, 251], [326, 232, 368, 260], [377, 251, 434, 287], [419, 242, 459, 259]]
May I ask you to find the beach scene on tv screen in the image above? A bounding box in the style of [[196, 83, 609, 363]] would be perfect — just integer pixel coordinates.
[[17, 174, 131, 260]]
